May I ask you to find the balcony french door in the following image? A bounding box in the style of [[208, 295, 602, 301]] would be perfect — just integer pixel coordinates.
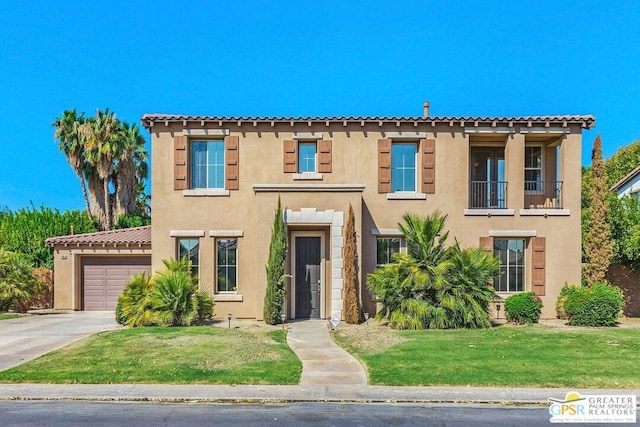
[[470, 147, 506, 209]]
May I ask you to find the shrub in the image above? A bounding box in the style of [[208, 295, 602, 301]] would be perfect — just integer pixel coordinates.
[[505, 292, 542, 324], [117, 272, 154, 327], [563, 282, 623, 326], [555, 284, 579, 320], [151, 270, 198, 326], [195, 291, 215, 321], [31, 267, 53, 309], [0, 249, 43, 312], [264, 197, 288, 325]]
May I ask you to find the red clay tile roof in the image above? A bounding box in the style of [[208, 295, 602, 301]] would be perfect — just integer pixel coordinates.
[[141, 114, 596, 129], [45, 226, 151, 247]]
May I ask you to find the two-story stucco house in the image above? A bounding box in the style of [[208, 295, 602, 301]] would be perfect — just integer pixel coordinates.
[[137, 104, 593, 320]]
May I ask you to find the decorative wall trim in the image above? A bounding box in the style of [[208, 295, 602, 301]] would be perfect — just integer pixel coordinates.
[[370, 228, 403, 236], [170, 230, 205, 238], [183, 128, 229, 136], [489, 230, 537, 237], [464, 209, 515, 216], [209, 230, 244, 237], [519, 209, 570, 216], [292, 173, 323, 180], [253, 184, 365, 192], [214, 294, 243, 302], [385, 131, 427, 139], [69, 249, 152, 255], [387, 192, 427, 200], [183, 189, 230, 197], [519, 127, 571, 134], [293, 132, 323, 140], [463, 127, 515, 134]]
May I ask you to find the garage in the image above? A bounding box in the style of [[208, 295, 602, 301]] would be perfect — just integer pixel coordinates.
[[82, 256, 151, 310], [46, 226, 152, 311]]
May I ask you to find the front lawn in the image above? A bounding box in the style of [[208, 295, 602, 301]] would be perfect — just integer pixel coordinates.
[[0, 326, 301, 384], [333, 324, 640, 388], [0, 313, 24, 320]]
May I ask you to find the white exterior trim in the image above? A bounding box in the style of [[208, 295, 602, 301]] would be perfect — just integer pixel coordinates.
[[293, 132, 323, 140], [370, 228, 403, 236], [464, 209, 515, 216], [182, 189, 230, 197], [170, 230, 205, 238], [293, 173, 323, 180], [489, 230, 537, 237], [69, 249, 152, 255], [183, 128, 229, 136], [387, 192, 427, 200], [209, 230, 244, 237], [254, 184, 365, 192], [385, 131, 428, 139], [286, 208, 344, 320], [519, 209, 570, 216], [519, 127, 570, 134], [214, 294, 243, 302]]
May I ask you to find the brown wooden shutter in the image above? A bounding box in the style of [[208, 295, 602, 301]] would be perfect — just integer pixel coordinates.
[[283, 140, 297, 173], [421, 138, 436, 194], [532, 237, 546, 296], [225, 135, 239, 190], [318, 139, 332, 173], [174, 135, 187, 190], [479, 236, 494, 253], [378, 139, 391, 193]]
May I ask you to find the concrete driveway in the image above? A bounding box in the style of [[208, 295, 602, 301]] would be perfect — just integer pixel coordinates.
[[0, 311, 119, 371]]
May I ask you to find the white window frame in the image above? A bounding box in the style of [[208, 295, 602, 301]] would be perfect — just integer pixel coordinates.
[[524, 146, 543, 194], [391, 142, 418, 193], [190, 139, 225, 190], [297, 141, 317, 174], [176, 237, 200, 283], [493, 238, 526, 293], [375, 237, 405, 268], [215, 238, 238, 294]]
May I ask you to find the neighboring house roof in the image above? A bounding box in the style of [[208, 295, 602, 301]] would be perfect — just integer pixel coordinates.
[[45, 226, 151, 247], [141, 114, 596, 130], [610, 166, 640, 192]]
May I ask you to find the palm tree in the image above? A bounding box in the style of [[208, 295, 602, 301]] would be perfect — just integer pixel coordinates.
[[0, 250, 42, 312], [81, 109, 121, 230], [114, 122, 148, 220], [367, 212, 500, 329], [53, 110, 91, 218]]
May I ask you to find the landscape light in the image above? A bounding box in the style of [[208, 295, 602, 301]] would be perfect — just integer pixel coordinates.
[[227, 313, 232, 329]]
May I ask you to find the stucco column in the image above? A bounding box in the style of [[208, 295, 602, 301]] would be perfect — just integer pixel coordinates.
[[506, 133, 525, 211]]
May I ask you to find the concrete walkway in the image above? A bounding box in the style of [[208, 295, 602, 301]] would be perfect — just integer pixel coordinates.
[[286, 320, 368, 385], [0, 311, 119, 371]]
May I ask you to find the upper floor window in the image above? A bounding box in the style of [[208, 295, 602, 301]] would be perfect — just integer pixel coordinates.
[[177, 238, 199, 279], [493, 239, 525, 292], [298, 142, 317, 173], [524, 147, 542, 192], [217, 239, 237, 292], [191, 140, 225, 189], [392, 143, 417, 192], [376, 237, 403, 267]]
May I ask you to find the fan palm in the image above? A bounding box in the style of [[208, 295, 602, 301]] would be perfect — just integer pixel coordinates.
[[0, 250, 42, 312], [53, 110, 91, 218], [80, 109, 121, 230], [114, 122, 148, 219]]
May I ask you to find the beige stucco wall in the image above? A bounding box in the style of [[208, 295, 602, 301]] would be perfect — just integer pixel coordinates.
[[150, 121, 584, 320]]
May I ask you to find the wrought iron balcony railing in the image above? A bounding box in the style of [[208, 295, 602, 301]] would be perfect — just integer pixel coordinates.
[[469, 181, 507, 209]]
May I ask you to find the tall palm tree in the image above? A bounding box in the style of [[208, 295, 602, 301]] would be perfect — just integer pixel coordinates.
[[80, 108, 121, 231], [53, 110, 91, 218], [114, 122, 148, 220]]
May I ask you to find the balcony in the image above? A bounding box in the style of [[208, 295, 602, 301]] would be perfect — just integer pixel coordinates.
[[524, 181, 563, 209], [469, 181, 507, 209]]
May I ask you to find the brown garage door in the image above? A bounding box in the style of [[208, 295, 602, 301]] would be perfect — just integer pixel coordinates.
[[82, 256, 151, 311]]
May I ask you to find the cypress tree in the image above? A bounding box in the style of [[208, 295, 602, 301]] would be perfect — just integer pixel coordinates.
[[263, 196, 288, 324], [583, 135, 614, 285], [343, 204, 363, 324]]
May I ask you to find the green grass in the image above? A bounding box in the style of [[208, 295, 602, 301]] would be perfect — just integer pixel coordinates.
[[0, 313, 24, 320], [0, 326, 301, 384], [333, 325, 640, 388]]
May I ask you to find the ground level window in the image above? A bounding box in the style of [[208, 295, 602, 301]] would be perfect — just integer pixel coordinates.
[[177, 238, 199, 278], [376, 237, 402, 267], [216, 239, 237, 292], [493, 239, 525, 292]]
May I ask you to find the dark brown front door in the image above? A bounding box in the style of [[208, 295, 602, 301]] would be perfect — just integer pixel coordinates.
[[295, 237, 321, 319]]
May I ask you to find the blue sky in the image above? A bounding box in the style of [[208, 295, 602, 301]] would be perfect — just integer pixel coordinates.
[[1, 0, 639, 211]]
